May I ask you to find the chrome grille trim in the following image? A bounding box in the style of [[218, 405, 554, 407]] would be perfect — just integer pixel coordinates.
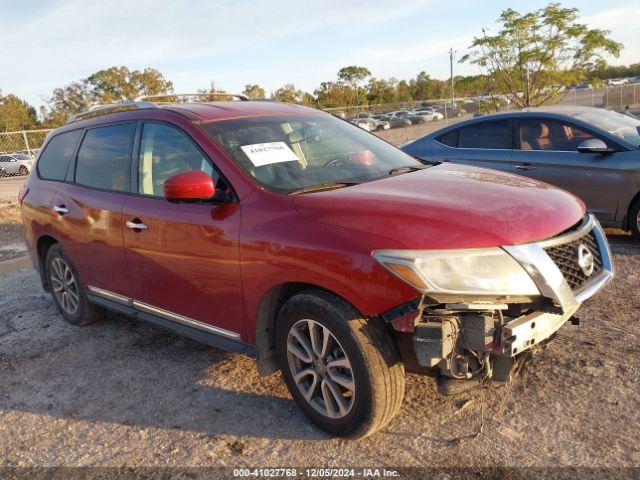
[[536, 215, 595, 249]]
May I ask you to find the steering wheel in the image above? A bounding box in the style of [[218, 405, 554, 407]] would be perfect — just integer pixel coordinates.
[[324, 157, 346, 167]]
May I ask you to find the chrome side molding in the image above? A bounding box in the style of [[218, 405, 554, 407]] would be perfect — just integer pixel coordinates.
[[87, 285, 241, 340]]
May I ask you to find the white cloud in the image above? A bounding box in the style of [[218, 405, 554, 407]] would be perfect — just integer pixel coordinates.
[[1, 0, 431, 105], [581, 4, 640, 65]]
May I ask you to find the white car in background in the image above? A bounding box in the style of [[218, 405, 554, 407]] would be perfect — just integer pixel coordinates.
[[0, 152, 34, 176], [350, 117, 390, 131], [410, 110, 444, 122]]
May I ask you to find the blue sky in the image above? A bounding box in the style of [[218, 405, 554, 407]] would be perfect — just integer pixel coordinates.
[[2, 0, 639, 109]]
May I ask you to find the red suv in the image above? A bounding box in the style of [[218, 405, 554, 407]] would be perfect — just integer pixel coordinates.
[[20, 96, 613, 438]]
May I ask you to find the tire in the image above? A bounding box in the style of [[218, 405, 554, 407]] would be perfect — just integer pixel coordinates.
[[18, 165, 28, 176], [45, 244, 104, 326], [630, 198, 640, 240], [276, 290, 405, 439]]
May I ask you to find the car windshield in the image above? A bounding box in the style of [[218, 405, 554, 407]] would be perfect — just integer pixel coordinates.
[[202, 113, 423, 193], [572, 109, 640, 147]]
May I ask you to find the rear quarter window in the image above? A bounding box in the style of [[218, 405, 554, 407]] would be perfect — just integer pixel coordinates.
[[36, 129, 83, 181], [75, 123, 135, 192], [437, 130, 458, 147]]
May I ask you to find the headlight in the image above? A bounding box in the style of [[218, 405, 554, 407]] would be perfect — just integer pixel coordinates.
[[373, 248, 540, 297]]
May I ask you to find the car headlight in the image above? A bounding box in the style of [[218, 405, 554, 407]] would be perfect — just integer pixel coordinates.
[[373, 248, 540, 297]]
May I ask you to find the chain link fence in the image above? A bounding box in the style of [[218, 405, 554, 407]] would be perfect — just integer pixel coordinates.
[[323, 82, 640, 146], [0, 129, 52, 177], [0, 82, 638, 178]]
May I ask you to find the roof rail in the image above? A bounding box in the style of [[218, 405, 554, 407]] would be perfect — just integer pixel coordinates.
[[134, 92, 249, 102], [66, 101, 158, 123]]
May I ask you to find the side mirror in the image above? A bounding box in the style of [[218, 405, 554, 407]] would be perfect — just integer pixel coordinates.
[[577, 138, 610, 154], [163, 170, 217, 203]]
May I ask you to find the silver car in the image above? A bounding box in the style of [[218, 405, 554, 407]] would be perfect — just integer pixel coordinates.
[[0, 152, 34, 176], [403, 106, 640, 238]]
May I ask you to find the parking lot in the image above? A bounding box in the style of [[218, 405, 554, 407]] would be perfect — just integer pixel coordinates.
[[1, 162, 639, 468], [0, 234, 638, 469]]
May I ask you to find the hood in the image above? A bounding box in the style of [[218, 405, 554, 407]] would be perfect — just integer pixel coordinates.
[[293, 163, 585, 249]]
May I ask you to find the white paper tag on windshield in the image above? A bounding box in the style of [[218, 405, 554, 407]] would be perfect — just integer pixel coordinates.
[[241, 142, 299, 167]]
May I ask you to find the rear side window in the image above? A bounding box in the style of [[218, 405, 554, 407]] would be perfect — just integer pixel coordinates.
[[458, 120, 511, 149], [75, 123, 135, 192], [437, 130, 458, 147], [37, 130, 83, 181]]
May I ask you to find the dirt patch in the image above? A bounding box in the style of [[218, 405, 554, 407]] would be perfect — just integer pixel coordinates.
[[0, 204, 26, 261], [0, 235, 638, 469]]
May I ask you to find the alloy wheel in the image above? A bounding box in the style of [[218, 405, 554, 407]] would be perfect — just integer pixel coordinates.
[[286, 319, 355, 419], [50, 257, 80, 315]]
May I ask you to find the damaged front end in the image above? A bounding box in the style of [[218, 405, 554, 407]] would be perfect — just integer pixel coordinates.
[[374, 214, 613, 392]]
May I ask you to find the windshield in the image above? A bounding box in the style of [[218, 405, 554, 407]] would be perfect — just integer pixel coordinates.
[[202, 114, 423, 193], [572, 109, 640, 147]]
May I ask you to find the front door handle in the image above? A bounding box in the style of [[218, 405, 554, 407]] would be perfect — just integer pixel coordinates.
[[53, 205, 69, 215], [126, 219, 148, 231], [515, 163, 537, 171]]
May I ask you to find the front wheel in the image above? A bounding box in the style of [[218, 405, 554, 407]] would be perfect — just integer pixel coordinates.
[[630, 198, 640, 240], [276, 290, 405, 438], [18, 165, 28, 176]]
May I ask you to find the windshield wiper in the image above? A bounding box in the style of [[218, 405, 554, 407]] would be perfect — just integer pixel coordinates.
[[387, 165, 429, 176], [289, 182, 360, 195]]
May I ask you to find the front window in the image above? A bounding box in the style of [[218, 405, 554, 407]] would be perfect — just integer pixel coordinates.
[[201, 114, 423, 193], [572, 109, 640, 147], [518, 119, 596, 151]]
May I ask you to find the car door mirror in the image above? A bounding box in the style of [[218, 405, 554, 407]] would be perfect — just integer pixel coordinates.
[[163, 170, 217, 203], [577, 138, 610, 154]]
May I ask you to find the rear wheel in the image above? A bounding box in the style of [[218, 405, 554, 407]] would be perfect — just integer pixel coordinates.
[[630, 198, 640, 240], [276, 290, 405, 438], [45, 244, 103, 326], [18, 165, 28, 176]]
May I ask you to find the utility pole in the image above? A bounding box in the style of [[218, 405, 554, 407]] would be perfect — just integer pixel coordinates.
[[449, 48, 456, 106]]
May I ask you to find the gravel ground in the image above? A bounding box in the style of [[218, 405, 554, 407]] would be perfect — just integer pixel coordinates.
[[0, 204, 27, 261], [0, 176, 25, 204], [0, 233, 638, 471]]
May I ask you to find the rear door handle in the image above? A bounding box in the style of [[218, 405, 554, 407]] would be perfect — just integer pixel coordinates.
[[515, 163, 537, 171], [126, 220, 148, 231], [53, 205, 69, 215]]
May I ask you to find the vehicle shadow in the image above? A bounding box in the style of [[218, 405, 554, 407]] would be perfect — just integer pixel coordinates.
[[1, 309, 328, 441], [605, 229, 640, 255]]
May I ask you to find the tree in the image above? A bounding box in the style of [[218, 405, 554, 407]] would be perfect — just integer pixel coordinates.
[[46, 81, 93, 125], [0, 94, 39, 131], [242, 84, 266, 99], [272, 84, 311, 104], [337, 66, 371, 105], [86, 66, 173, 103], [44, 66, 174, 125], [314, 81, 353, 108], [409, 72, 447, 101], [461, 3, 623, 107]]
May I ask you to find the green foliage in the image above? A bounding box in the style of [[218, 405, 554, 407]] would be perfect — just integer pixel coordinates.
[[0, 94, 39, 131], [44, 66, 174, 125], [86, 66, 174, 103], [271, 84, 313, 105], [461, 2, 623, 107], [242, 84, 266, 99]]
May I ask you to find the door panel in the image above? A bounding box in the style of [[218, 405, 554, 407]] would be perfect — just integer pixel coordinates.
[[434, 144, 513, 172], [122, 121, 244, 338], [51, 184, 129, 295], [122, 198, 244, 337], [512, 118, 624, 222]]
